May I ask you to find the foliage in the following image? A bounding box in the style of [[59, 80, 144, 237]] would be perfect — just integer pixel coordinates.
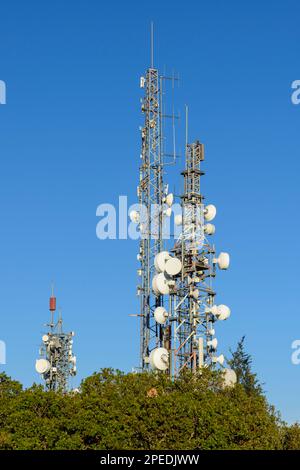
[[0, 366, 295, 450], [0, 343, 297, 450], [227, 336, 262, 395], [282, 424, 300, 450]]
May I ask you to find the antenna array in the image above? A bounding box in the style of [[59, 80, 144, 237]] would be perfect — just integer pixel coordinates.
[[35, 289, 76, 392], [133, 27, 234, 380]]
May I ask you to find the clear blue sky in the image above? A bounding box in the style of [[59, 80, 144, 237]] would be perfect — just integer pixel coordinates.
[[0, 0, 300, 423]]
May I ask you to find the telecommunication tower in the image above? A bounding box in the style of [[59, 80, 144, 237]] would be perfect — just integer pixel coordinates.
[[132, 30, 235, 384], [169, 132, 231, 375], [35, 288, 76, 392], [131, 24, 175, 370]]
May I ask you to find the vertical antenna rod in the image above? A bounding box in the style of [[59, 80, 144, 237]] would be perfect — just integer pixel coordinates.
[[185, 105, 188, 148], [151, 21, 154, 68]]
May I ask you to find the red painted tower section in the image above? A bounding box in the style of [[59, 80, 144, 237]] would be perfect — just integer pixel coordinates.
[[49, 295, 56, 312]]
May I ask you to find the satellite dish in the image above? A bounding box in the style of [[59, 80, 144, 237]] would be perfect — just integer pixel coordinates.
[[129, 210, 140, 224], [164, 257, 182, 276], [154, 306, 168, 324], [212, 354, 225, 366], [217, 304, 231, 321], [154, 251, 171, 273], [214, 252, 230, 270], [204, 204, 216, 222], [208, 328, 215, 336], [137, 254, 142, 261], [204, 223, 215, 235], [207, 338, 218, 350], [175, 214, 182, 226], [42, 334, 49, 343], [35, 358, 50, 374], [206, 305, 218, 316], [152, 273, 170, 295], [222, 368, 237, 387], [164, 207, 172, 217], [207, 304, 231, 321], [149, 347, 169, 371], [152, 275, 160, 295], [165, 193, 174, 207]]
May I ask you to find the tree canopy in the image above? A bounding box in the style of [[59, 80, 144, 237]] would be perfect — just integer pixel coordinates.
[[0, 339, 298, 450]]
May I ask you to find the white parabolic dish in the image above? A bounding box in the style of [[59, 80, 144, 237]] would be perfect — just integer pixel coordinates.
[[154, 306, 168, 324], [152, 273, 170, 295], [154, 251, 171, 273], [216, 252, 230, 270], [223, 368, 237, 388], [204, 223, 215, 235], [164, 257, 182, 276], [149, 347, 169, 371], [204, 204, 217, 222], [35, 358, 50, 374], [217, 304, 231, 321]]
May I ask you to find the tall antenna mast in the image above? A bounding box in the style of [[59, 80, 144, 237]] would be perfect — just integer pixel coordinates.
[[131, 24, 178, 371], [169, 138, 230, 374], [35, 287, 77, 392], [135, 23, 165, 370]]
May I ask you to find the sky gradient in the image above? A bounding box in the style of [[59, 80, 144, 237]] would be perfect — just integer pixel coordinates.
[[0, 0, 300, 423]]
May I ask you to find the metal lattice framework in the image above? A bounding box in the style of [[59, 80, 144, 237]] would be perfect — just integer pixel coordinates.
[[35, 293, 76, 392], [171, 141, 218, 375], [138, 67, 165, 369], [135, 31, 230, 378]]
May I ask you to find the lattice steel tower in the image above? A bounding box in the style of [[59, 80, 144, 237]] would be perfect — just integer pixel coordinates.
[[137, 43, 164, 370], [170, 135, 230, 376], [35, 288, 77, 392]]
